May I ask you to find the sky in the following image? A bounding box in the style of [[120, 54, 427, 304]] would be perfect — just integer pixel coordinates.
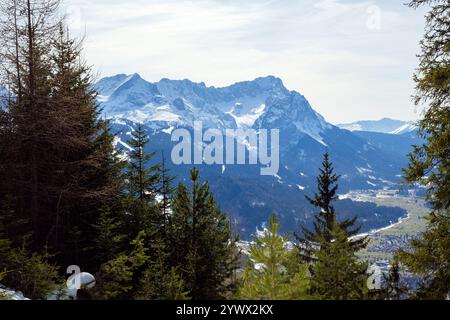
[[63, 0, 428, 124]]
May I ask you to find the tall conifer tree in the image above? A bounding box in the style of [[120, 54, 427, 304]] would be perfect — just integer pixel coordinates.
[[295, 152, 368, 262], [311, 224, 368, 300], [397, 0, 450, 299], [125, 123, 160, 235], [170, 168, 239, 300], [238, 214, 310, 300]]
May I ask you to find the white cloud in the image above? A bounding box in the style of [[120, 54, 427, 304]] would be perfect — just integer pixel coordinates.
[[63, 0, 427, 123]]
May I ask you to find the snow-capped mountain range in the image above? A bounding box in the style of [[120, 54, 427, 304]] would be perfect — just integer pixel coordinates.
[[97, 73, 330, 145], [96, 73, 419, 237], [338, 118, 416, 135]]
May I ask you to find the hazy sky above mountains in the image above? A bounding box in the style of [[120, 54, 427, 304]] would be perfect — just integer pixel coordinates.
[[64, 0, 427, 124]]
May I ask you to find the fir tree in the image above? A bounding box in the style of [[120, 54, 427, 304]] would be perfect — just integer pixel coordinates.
[[125, 123, 160, 235], [397, 0, 450, 300], [158, 152, 175, 238], [93, 125, 182, 301], [92, 205, 126, 265], [93, 231, 149, 300], [128, 152, 188, 301], [311, 224, 369, 300], [295, 152, 368, 262], [45, 25, 128, 270], [136, 264, 188, 300], [170, 168, 239, 300], [238, 214, 310, 300]]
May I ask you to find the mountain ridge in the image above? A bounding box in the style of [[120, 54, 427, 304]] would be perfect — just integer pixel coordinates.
[[337, 118, 417, 135]]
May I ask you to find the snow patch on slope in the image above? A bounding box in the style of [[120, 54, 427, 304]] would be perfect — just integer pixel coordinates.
[[227, 104, 266, 128], [389, 123, 416, 134]]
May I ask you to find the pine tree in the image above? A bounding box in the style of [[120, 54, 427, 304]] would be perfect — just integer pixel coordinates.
[[88, 121, 128, 264], [238, 214, 310, 300], [158, 152, 175, 238], [125, 123, 160, 235], [41, 24, 129, 271], [93, 231, 149, 300], [92, 205, 126, 265], [311, 224, 369, 300], [93, 124, 183, 301], [170, 168, 239, 300], [129, 152, 187, 301], [397, 0, 450, 300], [136, 264, 188, 300], [295, 152, 368, 262]]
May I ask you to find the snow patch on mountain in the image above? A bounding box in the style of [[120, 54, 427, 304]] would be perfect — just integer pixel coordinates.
[[389, 123, 416, 135], [339, 123, 363, 131], [114, 136, 133, 152], [356, 167, 373, 175], [367, 181, 377, 187], [162, 126, 175, 134], [227, 103, 266, 128]]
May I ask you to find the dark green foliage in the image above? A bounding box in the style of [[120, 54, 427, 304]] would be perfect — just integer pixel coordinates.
[[92, 127, 187, 300], [0, 195, 30, 247], [170, 168, 239, 300], [404, 0, 450, 215], [124, 123, 160, 236], [295, 152, 368, 262], [0, 196, 60, 300], [134, 224, 187, 300], [0, 248, 60, 300], [158, 152, 175, 239], [136, 266, 188, 300], [398, 214, 450, 299], [93, 232, 149, 300], [44, 26, 127, 270], [398, 0, 450, 300], [92, 205, 126, 265], [295, 153, 370, 300], [311, 224, 368, 300]]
